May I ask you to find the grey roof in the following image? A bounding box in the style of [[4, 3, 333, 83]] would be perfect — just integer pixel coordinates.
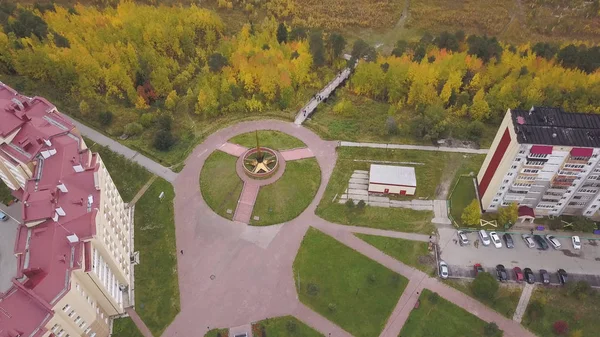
[[369, 164, 416, 186], [511, 107, 600, 147]]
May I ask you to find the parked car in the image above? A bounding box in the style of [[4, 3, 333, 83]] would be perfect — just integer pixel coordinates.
[[0, 211, 7, 222], [496, 264, 508, 281], [534, 235, 549, 250], [521, 234, 536, 249], [540, 269, 550, 284], [457, 231, 469, 246], [439, 261, 449, 279], [524, 268, 535, 284], [474, 263, 484, 276], [479, 230, 491, 246], [572, 236, 581, 250], [558, 269, 568, 285], [545, 235, 562, 249], [503, 233, 514, 248], [489, 231, 503, 248], [513, 267, 524, 282]]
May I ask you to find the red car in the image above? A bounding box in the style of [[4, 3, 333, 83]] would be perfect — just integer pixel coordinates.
[[513, 267, 524, 282], [474, 263, 484, 276]]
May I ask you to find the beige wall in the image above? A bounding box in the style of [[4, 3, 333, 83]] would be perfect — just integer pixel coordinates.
[[368, 184, 416, 195], [478, 110, 520, 210]]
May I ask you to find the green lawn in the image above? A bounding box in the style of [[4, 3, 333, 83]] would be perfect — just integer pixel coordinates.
[[444, 279, 521, 319], [355, 234, 435, 275], [85, 137, 152, 203], [252, 316, 324, 337], [449, 176, 478, 227], [523, 285, 600, 337], [251, 158, 320, 226], [111, 318, 145, 337], [200, 151, 243, 220], [399, 289, 500, 337], [0, 180, 13, 205], [229, 130, 306, 151], [294, 228, 407, 337], [204, 328, 229, 337], [134, 178, 180, 336]]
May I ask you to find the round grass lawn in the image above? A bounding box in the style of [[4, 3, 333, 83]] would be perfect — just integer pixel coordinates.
[[250, 158, 321, 226], [228, 130, 306, 150], [200, 150, 243, 220]]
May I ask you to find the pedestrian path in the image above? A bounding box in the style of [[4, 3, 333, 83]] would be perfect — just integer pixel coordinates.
[[294, 303, 353, 337], [294, 68, 352, 125], [233, 182, 260, 224], [432, 199, 452, 225], [379, 276, 426, 337], [125, 308, 154, 337], [280, 148, 315, 161], [513, 283, 534, 323], [220, 142, 248, 157], [340, 141, 489, 154]]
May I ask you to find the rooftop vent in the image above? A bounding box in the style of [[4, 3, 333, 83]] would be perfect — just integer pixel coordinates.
[[73, 164, 84, 173], [44, 139, 52, 146], [11, 97, 24, 111], [55, 207, 66, 216], [57, 183, 68, 193], [66, 234, 79, 244]]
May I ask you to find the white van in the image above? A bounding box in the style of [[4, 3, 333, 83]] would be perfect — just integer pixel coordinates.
[[479, 230, 491, 246]]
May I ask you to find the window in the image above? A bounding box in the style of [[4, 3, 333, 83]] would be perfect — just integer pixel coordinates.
[[503, 179, 509, 183], [516, 158, 522, 162], [493, 198, 499, 202], [519, 150, 525, 154], [508, 173, 513, 176], [68, 310, 75, 318], [62, 304, 71, 312], [511, 165, 517, 169]]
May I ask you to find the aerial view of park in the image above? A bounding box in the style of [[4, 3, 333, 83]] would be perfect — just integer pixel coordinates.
[[1, 1, 600, 337]]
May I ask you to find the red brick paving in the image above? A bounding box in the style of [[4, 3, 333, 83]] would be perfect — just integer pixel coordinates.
[[219, 142, 248, 157], [125, 307, 154, 337], [162, 120, 535, 337], [233, 183, 260, 223]]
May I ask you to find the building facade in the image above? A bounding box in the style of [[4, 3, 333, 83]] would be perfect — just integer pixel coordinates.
[[0, 83, 134, 337], [478, 107, 600, 218], [368, 164, 417, 196]]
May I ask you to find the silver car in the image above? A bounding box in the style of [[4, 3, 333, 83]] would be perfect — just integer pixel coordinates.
[[0, 211, 8, 222], [457, 231, 469, 246], [521, 234, 536, 248], [439, 261, 449, 279]]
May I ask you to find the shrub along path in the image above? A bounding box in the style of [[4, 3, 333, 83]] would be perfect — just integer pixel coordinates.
[[147, 120, 535, 337]]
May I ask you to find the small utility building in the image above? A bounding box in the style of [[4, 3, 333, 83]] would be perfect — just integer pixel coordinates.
[[368, 164, 417, 196]]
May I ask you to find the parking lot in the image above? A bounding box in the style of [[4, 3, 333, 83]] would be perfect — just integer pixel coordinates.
[[438, 227, 600, 286]]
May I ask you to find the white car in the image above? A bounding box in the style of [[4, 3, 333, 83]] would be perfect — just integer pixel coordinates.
[[479, 230, 491, 246], [489, 231, 503, 248], [545, 235, 562, 249], [572, 236, 581, 250], [439, 261, 449, 279]]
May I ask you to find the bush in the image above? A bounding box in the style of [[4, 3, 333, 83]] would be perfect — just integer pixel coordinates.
[[139, 113, 155, 128], [471, 272, 499, 300], [156, 114, 172, 131], [306, 283, 319, 296], [553, 320, 568, 335], [285, 320, 297, 332], [124, 122, 144, 136], [356, 199, 366, 210], [368, 274, 377, 284], [345, 198, 354, 209], [153, 130, 175, 151], [98, 111, 113, 126], [328, 302, 337, 312], [483, 322, 502, 337], [427, 291, 440, 304]]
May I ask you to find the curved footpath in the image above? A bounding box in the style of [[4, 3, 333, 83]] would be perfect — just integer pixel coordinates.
[[78, 119, 532, 337]]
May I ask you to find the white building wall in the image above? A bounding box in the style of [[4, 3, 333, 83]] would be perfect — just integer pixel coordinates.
[[368, 184, 416, 195]]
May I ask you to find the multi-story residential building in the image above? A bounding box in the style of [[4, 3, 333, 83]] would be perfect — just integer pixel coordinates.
[[478, 107, 600, 218], [0, 83, 134, 337]]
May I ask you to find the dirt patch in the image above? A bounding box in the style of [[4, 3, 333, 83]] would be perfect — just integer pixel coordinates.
[[561, 250, 581, 258], [588, 240, 598, 246]]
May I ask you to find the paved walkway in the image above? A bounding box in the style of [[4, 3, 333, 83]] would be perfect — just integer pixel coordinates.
[[280, 148, 315, 161], [125, 307, 154, 337], [432, 199, 452, 225], [340, 141, 489, 154], [294, 68, 352, 125], [220, 142, 248, 157], [161, 120, 534, 337], [129, 175, 158, 205], [233, 183, 260, 224], [68, 117, 178, 182], [513, 283, 534, 323]]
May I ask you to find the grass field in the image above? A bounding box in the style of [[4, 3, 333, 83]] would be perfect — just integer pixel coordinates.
[[355, 234, 435, 274], [251, 158, 320, 226], [252, 316, 324, 337], [294, 228, 407, 337], [85, 137, 152, 203], [0, 180, 13, 205], [523, 286, 600, 337], [449, 176, 478, 227], [315, 147, 485, 233], [291, 0, 404, 29], [200, 151, 243, 220], [399, 289, 498, 336], [444, 279, 521, 319], [228, 130, 306, 151], [204, 328, 229, 337], [134, 178, 180, 336], [112, 318, 145, 337]]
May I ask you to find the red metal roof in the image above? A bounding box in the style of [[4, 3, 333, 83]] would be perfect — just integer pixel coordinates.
[[0, 83, 102, 337], [518, 206, 535, 218], [530, 145, 553, 154], [570, 147, 593, 158]]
